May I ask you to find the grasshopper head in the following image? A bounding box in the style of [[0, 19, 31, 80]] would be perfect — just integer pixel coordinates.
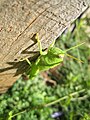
[[48, 47, 65, 56]]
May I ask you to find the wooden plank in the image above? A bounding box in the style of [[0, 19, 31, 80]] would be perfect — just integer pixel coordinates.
[[0, 0, 90, 93]]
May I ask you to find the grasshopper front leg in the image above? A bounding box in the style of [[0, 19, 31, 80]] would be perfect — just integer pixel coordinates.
[[18, 56, 32, 66], [35, 33, 43, 55], [25, 58, 32, 66], [35, 33, 47, 55]]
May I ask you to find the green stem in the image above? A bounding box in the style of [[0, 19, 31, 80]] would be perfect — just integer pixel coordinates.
[[71, 95, 88, 101], [10, 110, 26, 119], [9, 89, 85, 118], [44, 89, 85, 107]]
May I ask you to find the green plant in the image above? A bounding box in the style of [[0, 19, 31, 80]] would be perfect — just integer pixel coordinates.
[[0, 14, 90, 120]]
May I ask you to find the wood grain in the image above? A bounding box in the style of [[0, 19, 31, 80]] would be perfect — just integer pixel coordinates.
[[0, 0, 90, 93]]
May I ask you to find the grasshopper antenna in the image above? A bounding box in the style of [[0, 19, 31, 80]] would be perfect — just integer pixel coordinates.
[[65, 42, 85, 63], [65, 42, 85, 52], [66, 53, 84, 63]]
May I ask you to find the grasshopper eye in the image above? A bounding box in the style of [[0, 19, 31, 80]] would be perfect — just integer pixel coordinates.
[[59, 54, 64, 59]]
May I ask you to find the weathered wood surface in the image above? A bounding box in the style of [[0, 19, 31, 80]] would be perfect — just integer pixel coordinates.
[[0, 0, 90, 93]]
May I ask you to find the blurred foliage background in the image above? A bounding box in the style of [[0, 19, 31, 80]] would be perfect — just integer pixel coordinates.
[[0, 9, 90, 120]]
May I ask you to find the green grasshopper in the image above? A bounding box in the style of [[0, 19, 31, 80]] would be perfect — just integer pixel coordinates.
[[22, 33, 84, 79]]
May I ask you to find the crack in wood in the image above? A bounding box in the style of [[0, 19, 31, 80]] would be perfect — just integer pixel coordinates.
[[3, 7, 50, 61]]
